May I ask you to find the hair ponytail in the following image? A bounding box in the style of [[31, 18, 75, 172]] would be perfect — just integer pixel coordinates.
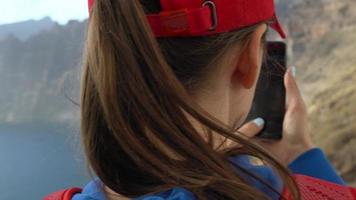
[[81, 0, 300, 199]]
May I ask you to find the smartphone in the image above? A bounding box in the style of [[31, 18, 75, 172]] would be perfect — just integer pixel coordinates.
[[245, 41, 287, 140]]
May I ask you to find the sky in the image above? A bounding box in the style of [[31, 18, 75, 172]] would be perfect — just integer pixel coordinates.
[[0, 0, 89, 25]]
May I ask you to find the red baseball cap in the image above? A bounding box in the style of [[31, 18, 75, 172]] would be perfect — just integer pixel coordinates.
[[87, 0, 286, 38]]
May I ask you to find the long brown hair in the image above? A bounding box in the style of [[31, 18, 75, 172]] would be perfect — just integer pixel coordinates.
[[81, 0, 300, 199]]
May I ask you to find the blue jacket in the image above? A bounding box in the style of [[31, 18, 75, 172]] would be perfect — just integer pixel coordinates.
[[72, 148, 345, 200]]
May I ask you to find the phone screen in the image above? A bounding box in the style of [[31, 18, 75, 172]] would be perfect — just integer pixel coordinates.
[[245, 41, 287, 140]]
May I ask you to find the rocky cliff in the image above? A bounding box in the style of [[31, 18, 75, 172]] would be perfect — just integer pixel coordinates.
[[279, 0, 356, 186]]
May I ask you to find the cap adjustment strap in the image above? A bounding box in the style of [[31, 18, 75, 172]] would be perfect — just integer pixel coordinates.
[[147, 6, 213, 37]]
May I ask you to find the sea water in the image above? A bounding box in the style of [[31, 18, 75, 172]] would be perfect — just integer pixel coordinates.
[[0, 124, 89, 200]]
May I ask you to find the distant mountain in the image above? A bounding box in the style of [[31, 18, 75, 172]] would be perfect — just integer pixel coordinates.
[[0, 19, 87, 125], [0, 17, 56, 41]]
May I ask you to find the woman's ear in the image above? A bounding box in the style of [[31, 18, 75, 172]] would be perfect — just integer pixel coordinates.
[[233, 24, 267, 89]]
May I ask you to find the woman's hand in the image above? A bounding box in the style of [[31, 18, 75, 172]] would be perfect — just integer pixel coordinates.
[[253, 67, 315, 166], [233, 67, 315, 166]]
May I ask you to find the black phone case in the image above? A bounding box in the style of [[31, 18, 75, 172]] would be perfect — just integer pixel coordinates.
[[245, 41, 287, 140]]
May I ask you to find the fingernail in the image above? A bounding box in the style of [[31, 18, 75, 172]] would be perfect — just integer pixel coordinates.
[[291, 66, 297, 78], [253, 118, 265, 127]]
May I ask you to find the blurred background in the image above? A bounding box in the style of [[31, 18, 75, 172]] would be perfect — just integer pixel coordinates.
[[0, 0, 355, 199]]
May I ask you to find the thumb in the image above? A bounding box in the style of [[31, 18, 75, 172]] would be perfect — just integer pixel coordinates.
[[284, 66, 303, 108], [237, 118, 265, 138]]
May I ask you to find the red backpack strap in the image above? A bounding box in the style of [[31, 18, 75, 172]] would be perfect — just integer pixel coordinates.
[[351, 187, 356, 197], [43, 188, 82, 200], [281, 174, 356, 200]]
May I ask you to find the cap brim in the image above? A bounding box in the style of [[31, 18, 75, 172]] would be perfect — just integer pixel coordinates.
[[270, 14, 286, 39]]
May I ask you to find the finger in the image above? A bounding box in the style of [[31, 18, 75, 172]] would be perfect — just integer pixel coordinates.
[[284, 66, 303, 108], [237, 118, 265, 138]]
